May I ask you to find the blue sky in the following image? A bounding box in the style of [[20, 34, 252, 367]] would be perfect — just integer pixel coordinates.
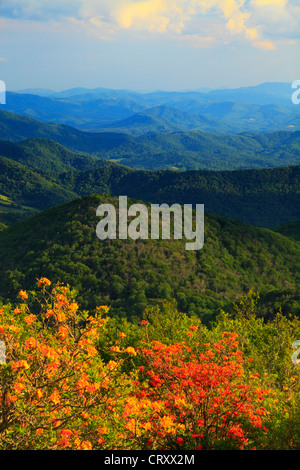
[[0, 0, 299, 91]]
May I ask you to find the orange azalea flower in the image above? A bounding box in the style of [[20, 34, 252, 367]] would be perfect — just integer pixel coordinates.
[[119, 332, 126, 338], [19, 290, 28, 300], [125, 347, 137, 356], [14, 382, 25, 393], [25, 337, 37, 349], [13, 307, 22, 315], [49, 390, 60, 405], [11, 360, 30, 371], [96, 305, 108, 312], [37, 277, 51, 286], [60, 428, 73, 438], [81, 441, 92, 450], [5, 393, 16, 404], [57, 437, 71, 448], [58, 325, 68, 339], [56, 311, 67, 322], [107, 360, 118, 370], [24, 314, 36, 326], [86, 346, 97, 357], [69, 302, 79, 313]]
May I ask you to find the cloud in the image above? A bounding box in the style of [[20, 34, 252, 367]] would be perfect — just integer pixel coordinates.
[[254, 40, 276, 50], [115, 0, 168, 30], [0, 0, 298, 49], [248, 0, 300, 40]]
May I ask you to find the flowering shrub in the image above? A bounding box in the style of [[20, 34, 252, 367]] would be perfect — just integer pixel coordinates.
[[124, 333, 270, 450], [0, 279, 133, 450], [0, 279, 294, 450]]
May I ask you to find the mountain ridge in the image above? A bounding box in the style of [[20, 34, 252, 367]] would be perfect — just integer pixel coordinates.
[[0, 193, 299, 322], [0, 110, 299, 171]]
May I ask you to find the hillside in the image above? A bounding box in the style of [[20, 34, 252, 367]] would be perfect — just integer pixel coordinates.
[[0, 194, 299, 323], [58, 164, 300, 228], [0, 110, 134, 155], [0, 141, 298, 228], [0, 110, 300, 171], [95, 106, 234, 135], [0, 156, 77, 225], [273, 220, 300, 242], [0, 138, 105, 173]]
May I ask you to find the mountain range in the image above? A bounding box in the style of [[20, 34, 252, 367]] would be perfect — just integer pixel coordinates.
[[0, 135, 299, 228], [3, 82, 299, 134], [0, 83, 299, 324], [0, 110, 299, 172]]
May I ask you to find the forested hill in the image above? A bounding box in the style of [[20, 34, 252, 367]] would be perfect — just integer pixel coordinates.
[[58, 164, 300, 228], [0, 139, 299, 228], [0, 110, 300, 171], [0, 138, 103, 173], [274, 220, 300, 242], [0, 194, 299, 323]]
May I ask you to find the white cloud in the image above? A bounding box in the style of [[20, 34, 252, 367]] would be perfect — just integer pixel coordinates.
[[0, 0, 298, 48]]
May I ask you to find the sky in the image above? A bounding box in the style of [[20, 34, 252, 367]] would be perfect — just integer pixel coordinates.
[[0, 0, 299, 92]]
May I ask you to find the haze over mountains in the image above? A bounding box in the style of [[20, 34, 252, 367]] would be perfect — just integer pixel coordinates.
[[3, 82, 299, 134]]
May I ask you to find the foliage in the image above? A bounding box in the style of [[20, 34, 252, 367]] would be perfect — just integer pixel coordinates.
[[0, 195, 299, 322], [0, 279, 133, 450], [0, 110, 300, 171], [0, 135, 299, 228], [1, 282, 300, 450], [274, 220, 300, 242]]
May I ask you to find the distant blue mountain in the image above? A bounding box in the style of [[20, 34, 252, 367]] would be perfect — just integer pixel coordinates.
[[2, 82, 299, 134]]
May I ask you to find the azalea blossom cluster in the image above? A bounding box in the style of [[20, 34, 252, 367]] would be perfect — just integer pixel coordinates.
[[0, 279, 271, 450]]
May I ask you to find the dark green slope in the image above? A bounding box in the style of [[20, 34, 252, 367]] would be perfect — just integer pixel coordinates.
[[0, 194, 299, 323], [0, 110, 135, 155], [273, 220, 300, 242], [0, 154, 298, 228], [0, 138, 104, 173], [0, 156, 77, 224], [58, 164, 300, 228]]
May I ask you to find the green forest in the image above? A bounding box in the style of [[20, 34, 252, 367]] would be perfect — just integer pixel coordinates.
[[0, 103, 299, 451], [0, 194, 299, 324]]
